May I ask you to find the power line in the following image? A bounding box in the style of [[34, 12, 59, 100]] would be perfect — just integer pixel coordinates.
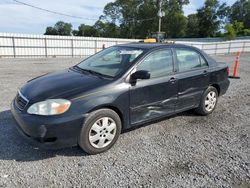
[[13, 0, 156, 23], [126, 17, 155, 23], [13, 0, 98, 20]]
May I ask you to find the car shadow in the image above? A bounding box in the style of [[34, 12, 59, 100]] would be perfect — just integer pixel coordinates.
[[0, 109, 197, 162], [0, 110, 86, 162]]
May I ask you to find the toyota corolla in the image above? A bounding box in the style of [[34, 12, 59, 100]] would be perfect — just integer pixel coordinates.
[[11, 43, 230, 154]]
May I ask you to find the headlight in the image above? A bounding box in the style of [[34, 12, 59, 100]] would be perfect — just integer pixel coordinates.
[[27, 99, 71, 116]]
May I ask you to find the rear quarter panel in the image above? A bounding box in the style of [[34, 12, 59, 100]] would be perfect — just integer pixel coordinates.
[[209, 63, 230, 96]]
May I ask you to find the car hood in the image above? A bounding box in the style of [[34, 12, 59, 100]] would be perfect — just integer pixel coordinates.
[[20, 68, 110, 103]]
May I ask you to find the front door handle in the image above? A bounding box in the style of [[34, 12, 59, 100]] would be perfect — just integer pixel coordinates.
[[170, 77, 176, 84], [203, 70, 208, 76]]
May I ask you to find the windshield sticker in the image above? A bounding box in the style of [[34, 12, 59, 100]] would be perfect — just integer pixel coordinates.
[[119, 50, 142, 55]]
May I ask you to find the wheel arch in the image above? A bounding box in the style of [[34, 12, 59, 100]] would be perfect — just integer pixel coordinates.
[[210, 83, 220, 96], [88, 105, 124, 129]]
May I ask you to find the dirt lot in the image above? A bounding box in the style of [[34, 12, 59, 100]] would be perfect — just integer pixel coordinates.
[[0, 55, 249, 188]]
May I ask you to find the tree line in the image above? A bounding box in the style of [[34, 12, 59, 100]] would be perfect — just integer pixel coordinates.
[[44, 0, 250, 40]]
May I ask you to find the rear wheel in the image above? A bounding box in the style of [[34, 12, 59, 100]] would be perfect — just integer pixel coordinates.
[[195, 86, 218, 115], [78, 109, 121, 155]]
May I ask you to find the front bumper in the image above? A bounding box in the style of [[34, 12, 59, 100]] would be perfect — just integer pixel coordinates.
[[11, 101, 85, 149]]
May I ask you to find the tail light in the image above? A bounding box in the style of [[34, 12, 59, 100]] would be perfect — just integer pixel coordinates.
[[226, 66, 230, 75]]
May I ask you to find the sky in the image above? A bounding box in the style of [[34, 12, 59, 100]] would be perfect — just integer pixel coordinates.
[[0, 0, 237, 34]]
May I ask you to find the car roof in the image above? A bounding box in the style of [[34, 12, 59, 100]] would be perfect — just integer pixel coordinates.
[[117, 42, 194, 50], [116, 42, 218, 67]]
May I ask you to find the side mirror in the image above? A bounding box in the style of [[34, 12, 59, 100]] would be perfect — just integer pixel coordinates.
[[130, 70, 150, 80]]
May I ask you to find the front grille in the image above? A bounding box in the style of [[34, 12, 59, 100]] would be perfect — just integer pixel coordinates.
[[15, 91, 29, 111]]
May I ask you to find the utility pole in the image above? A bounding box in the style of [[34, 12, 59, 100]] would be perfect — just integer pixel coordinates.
[[158, 0, 163, 32]]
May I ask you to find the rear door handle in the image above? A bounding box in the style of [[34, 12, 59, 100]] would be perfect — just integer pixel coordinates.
[[170, 77, 176, 84]]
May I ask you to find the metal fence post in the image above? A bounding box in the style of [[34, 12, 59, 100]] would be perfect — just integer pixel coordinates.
[[228, 42, 231, 54], [215, 43, 218, 55], [44, 38, 48, 57], [71, 39, 74, 57], [12, 37, 16, 58], [242, 41, 246, 53], [95, 40, 97, 53]]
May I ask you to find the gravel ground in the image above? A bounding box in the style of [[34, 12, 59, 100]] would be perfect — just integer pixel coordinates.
[[0, 55, 249, 188]]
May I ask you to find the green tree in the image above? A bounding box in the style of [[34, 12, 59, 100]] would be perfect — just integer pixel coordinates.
[[160, 0, 189, 38], [132, 0, 158, 38], [44, 26, 58, 35], [72, 24, 97, 37], [233, 20, 244, 35], [102, 0, 189, 38], [162, 12, 187, 38], [225, 23, 236, 40], [186, 14, 200, 37], [197, 0, 229, 37], [103, 0, 158, 38], [103, 0, 155, 38], [93, 20, 121, 38], [54, 21, 72, 36], [72, 21, 121, 38], [243, 29, 250, 36], [230, 0, 250, 29], [44, 21, 72, 36]]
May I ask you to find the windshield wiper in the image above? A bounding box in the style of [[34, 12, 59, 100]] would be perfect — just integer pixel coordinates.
[[72, 65, 83, 72], [73, 66, 113, 79]]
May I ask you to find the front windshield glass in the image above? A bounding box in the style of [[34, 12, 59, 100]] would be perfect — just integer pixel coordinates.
[[77, 47, 144, 78]]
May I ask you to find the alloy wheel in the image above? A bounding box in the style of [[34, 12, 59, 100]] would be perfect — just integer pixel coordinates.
[[88, 117, 117, 149], [205, 91, 217, 112]]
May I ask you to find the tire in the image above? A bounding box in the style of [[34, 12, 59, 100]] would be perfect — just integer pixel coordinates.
[[78, 108, 122, 155], [195, 86, 218, 116]]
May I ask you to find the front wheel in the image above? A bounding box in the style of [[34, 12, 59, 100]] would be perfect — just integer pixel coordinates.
[[78, 109, 121, 155], [195, 86, 218, 116]]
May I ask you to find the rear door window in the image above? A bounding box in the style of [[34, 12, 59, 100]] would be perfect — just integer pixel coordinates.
[[176, 49, 208, 72]]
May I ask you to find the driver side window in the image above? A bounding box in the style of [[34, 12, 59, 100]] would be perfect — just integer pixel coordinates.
[[137, 49, 174, 78]]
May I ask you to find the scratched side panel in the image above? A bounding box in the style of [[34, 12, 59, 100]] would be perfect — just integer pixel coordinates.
[[176, 68, 210, 111], [129, 76, 178, 125], [130, 97, 177, 124]]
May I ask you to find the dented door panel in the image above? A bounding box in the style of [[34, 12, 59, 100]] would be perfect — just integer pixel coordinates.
[[129, 76, 177, 124], [176, 68, 210, 111]]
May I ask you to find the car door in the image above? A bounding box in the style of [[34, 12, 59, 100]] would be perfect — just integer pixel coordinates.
[[129, 48, 178, 125], [174, 48, 210, 112]]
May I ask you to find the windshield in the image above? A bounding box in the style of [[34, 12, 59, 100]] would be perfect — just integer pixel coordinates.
[[76, 47, 144, 78]]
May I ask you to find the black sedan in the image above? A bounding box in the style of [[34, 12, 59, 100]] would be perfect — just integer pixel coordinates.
[[11, 43, 230, 154]]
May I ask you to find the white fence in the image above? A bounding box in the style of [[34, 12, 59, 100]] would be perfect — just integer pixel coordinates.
[[176, 40, 250, 55], [0, 33, 250, 58], [0, 33, 138, 58], [171, 36, 250, 42]]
